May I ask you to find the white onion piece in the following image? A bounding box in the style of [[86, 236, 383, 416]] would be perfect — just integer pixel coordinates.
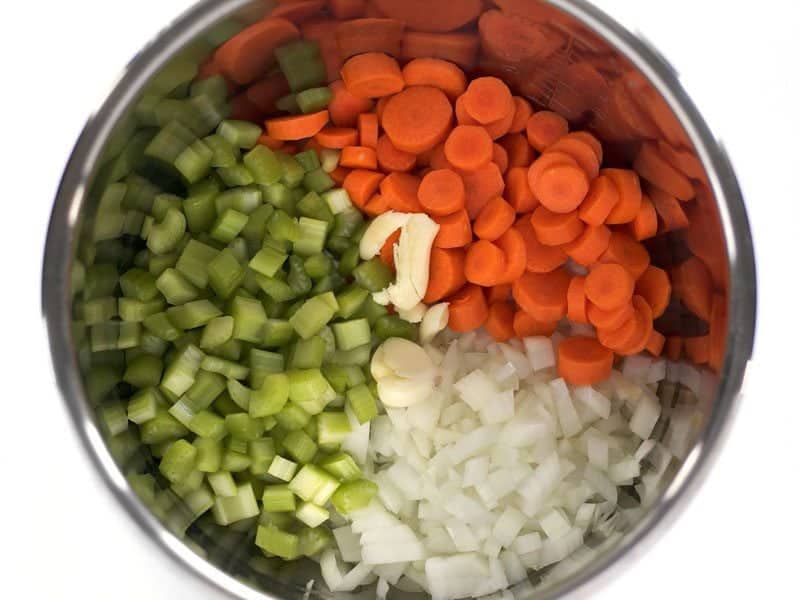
[[333, 526, 362, 563]]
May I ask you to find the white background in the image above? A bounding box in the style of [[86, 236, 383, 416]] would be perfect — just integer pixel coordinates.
[[1, 0, 798, 598]]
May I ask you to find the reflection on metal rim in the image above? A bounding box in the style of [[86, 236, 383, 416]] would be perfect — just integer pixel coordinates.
[[42, 0, 756, 599]]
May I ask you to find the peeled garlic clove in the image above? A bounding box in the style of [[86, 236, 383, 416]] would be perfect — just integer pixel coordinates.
[[398, 302, 427, 323], [377, 375, 434, 408], [420, 302, 449, 344], [359, 211, 411, 260], [387, 213, 439, 310], [370, 343, 393, 380], [381, 338, 434, 379]]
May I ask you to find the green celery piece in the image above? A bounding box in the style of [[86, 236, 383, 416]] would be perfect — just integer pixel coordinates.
[[321, 365, 365, 394], [221, 449, 251, 472], [255, 525, 299, 560], [123, 354, 164, 389], [327, 343, 372, 367], [81, 297, 117, 324], [186, 370, 226, 411], [151, 193, 183, 221], [123, 173, 160, 214], [275, 93, 300, 114], [275, 402, 312, 431], [288, 294, 336, 339], [262, 485, 296, 513], [140, 409, 189, 444], [319, 148, 340, 174], [184, 177, 220, 234], [207, 248, 245, 298], [287, 369, 336, 415], [127, 387, 161, 424], [227, 378, 252, 411], [249, 438, 276, 475], [267, 210, 300, 242], [226, 413, 265, 441], [230, 296, 268, 343], [268, 455, 298, 482], [213, 390, 240, 416], [317, 451, 362, 482], [293, 217, 328, 257], [215, 186, 262, 215], [249, 348, 285, 389], [156, 268, 200, 305], [248, 245, 287, 278], [250, 373, 290, 418], [217, 120, 262, 149], [240, 204, 275, 242], [335, 285, 369, 319], [118, 297, 166, 322], [148, 208, 187, 255], [187, 410, 226, 439], [296, 87, 332, 114], [346, 383, 378, 424], [294, 150, 321, 173], [166, 299, 222, 329], [143, 312, 183, 341], [217, 163, 255, 187], [277, 153, 305, 188], [226, 237, 248, 264], [254, 273, 296, 303], [159, 439, 198, 484], [199, 315, 234, 350], [244, 145, 282, 185], [353, 295, 389, 326], [288, 464, 337, 503], [303, 168, 335, 194], [287, 255, 312, 297], [194, 437, 222, 472], [82, 263, 118, 300], [161, 344, 205, 397], [262, 182, 294, 210], [209, 208, 248, 243], [119, 268, 159, 301], [203, 133, 240, 168], [283, 430, 318, 464], [275, 39, 325, 92], [200, 355, 249, 380], [331, 318, 371, 351], [321, 188, 352, 215], [175, 138, 213, 184], [100, 401, 128, 436], [296, 191, 334, 226], [303, 253, 333, 280], [298, 526, 333, 557], [295, 502, 329, 528], [331, 207, 364, 239], [375, 315, 418, 341], [316, 412, 352, 447], [212, 483, 260, 525], [262, 319, 294, 348], [352, 257, 393, 292], [191, 75, 228, 103], [208, 471, 237, 497], [288, 336, 325, 370], [145, 120, 196, 165], [176, 239, 219, 288], [331, 479, 378, 514]]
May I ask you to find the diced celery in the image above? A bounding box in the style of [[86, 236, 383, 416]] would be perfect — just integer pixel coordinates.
[[208, 470, 237, 497], [283, 430, 318, 463], [156, 268, 200, 305], [318, 451, 362, 482], [275, 402, 312, 431], [327, 344, 372, 367], [100, 400, 128, 436], [159, 439, 198, 484], [249, 348, 286, 388], [148, 208, 187, 255], [127, 387, 161, 424], [212, 483, 260, 525], [215, 187, 262, 215], [249, 245, 287, 278], [275, 93, 300, 114], [262, 182, 294, 210], [140, 409, 189, 444], [293, 217, 328, 257], [120, 268, 159, 301], [218, 163, 255, 187], [184, 178, 220, 234], [187, 410, 226, 439], [207, 248, 245, 298], [203, 133, 240, 168], [331, 207, 364, 239], [288, 336, 326, 370], [268, 455, 298, 482], [303, 168, 335, 194], [161, 344, 204, 397], [175, 138, 213, 183], [346, 384, 378, 424], [200, 355, 249, 380], [194, 437, 222, 472], [255, 525, 299, 560], [352, 257, 393, 292], [221, 449, 251, 472], [227, 378, 251, 411], [316, 412, 352, 447], [123, 354, 163, 388], [262, 319, 294, 349], [185, 370, 226, 410], [249, 438, 276, 475], [331, 479, 378, 514], [255, 273, 296, 303], [298, 526, 333, 557], [118, 297, 166, 322], [226, 413, 265, 441], [287, 255, 312, 296], [218, 120, 262, 149], [167, 299, 222, 329], [287, 369, 336, 415], [267, 210, 300, 242], [322, 188, 352, 215], [199, 316, 234, 350], [275, 40, 326, 92], [288, 464, 339, 503], [176, 239, 219, 288], [230, 295, 268, 343], [262, 485, 296, 513], [353, 295, 389, 325], [303, 253, 333, 281], [295, 502, 329, 528], [289, 295, 336, 339], [244, 145, 282, 185], [331, 318, 371, 351], [209, 208, 248, 243], [296, 86, 332, 114]]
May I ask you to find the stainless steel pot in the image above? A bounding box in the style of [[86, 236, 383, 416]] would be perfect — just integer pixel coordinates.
[[42, 1, 756, 598]]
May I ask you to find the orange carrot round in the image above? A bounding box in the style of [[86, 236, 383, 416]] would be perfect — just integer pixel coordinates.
[[614, 296, 654, 356], [315, 127, 359, 148], [633, 141, 695, 201], [512, 269, 571, 322], [579, 174, 620, 225], [340, 52, 405, 98], [563, 224, 611, 266], [373, 0, 483, 33], [672, 256, 712, 321], [340, 146, 378, 169], [509, 96, 534, 134], [496, 226, 527, 283], [444, 126, 494, 172], [546, 136, 600, 180], [513, 310, 558, 337], [486, 302, 516, 341], [599, 232, 650, 279], [418, 169, 465, 216], [380, 172, 422, 212], [473, 197, 515, 241], [327, 80, 374, 127], [527, 151, 578, 202], [463, 76, 514, 125], [635, 265, 671, 319], [526, 111, 568, 152], [649, 186, 689, 232], [363, 193, 392, 217], [564, 131, 602, 163], [465, 240, 506, 286], [506, 166, 538, 213], [587, 300, 634, 331], [585, 263, 635, 311], [567, 276, 589, 324], [215, 17, 300, 85], [343, 169, 385, 209], [402, 58, 467, 99], [493, 143, 509, 174], [630, 194, 658, 241], [603, 168, 642, 224], [454, 94, 478, 126], [531, 163, 589, 214], [376, 135, 416, 172], [447, 284, 489, 332], [462, 162, 506, 219], [382, 86, 453, 153], [423, 247, 467, 303], [483, 99, 516, 140], [330, 165, 350, 185], [266, 110, 330, 140], [645, 330, 666, 356], [375, 95, 390, 121], [530, 207, 584, 246], [501, 133, 534, 168], [433, 209, 472, 248], [557, 336, 614, 385], [336, 18, 405, 60], [514, 216, 567, 273], [358, 113, 379, 148], [401, 31, 480, 70], [257, 134, 285, 150], [488, 284, 512, 304], [330, 0, 367, 19]]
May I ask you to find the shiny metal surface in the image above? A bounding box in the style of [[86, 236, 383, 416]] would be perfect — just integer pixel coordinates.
[[42, 1, 756, 599]]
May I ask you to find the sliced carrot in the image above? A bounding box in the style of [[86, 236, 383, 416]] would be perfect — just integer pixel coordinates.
[[527, 151, 578, 206], [486, 302, 516, 342], [530, 207, 584, 246], [463, 76, 514, 125], [454, 94, 478, 126], [380, 172, 422, 212], [340, 146, 378, 169], [615, 296, 654, 356], [357, 113, 379, 149], [343, 169, 384, 209], [599, 232, 650, 279], [603, 168, 642, 224], [315, 127, 359, 148], [329, 165, 350, 186], [672, 256, 713, 321], [606, 79, 660, 141], [483, 98, 516, 140], [587, 300, 634, 331], [230, 93, 265, 122], [374, 0, 483, 33], [684, 335, 709, 365], [447, 284, 489, 332], [327, 80, 374, 127], [478, 9, 564, 64], [567, 276, 589, 324], [473, 197, 515, 241], [513, 310, 558, 337], [496, 225, 527, 284], [301, 18, 343, 82], [330, 0, 366, 19], [597, 296, 647, 353], [423, 248, 467, 304], [665, 336, 683, 361], [549, 61, 609, 122], [493, 144, 509, 174], [645, 330, 665, 356], [257, 134, 285, 150], [564, 131, 602, 163], [266, 110, 330, 140], [514, 216, 567, 273], [401, 31, 480, 70], [509, 96, 534, 134], [336, 17, 404, 60], [465, 240, 506, 286], [579, 174, 620, 225], [340, 52, 405, 98], [401, 58, 467, 100], [634, 265, 671, 319], [433, 209, 472, 248], [500, 133, 534, 168], [428, 144, 453, 171], [512, 269, 572, 322], [363, 1, 385, 17], [505, 166, 538, 213], [630, 194, 658, 241], [381, 86, 453, 153], [375, 95, 390, 120], [657, 140, 705, 182], [272, 0, 326, 23], [379, 229, 401, 269], [418, 169, 465, 216], [214, 17, 300, 85], [686, 190, 726, 288], [633, 141, 695, 201], [363, 193, 391, 217], [649, 186, 689, 232], [526, 111, 569, 152], [462, 162, 506, 219], [375, 134, 416, 172], [531, 163, 589, 214], [563, 224, 611, 266], [245, 72, 290, 113], [557, 336, 614, 385], [585, 263, 634, 311], [444, 126, 494, 172], [708, 293, 727, 371], [546, 136, 600, 180], [488, 284, 512, 304]]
